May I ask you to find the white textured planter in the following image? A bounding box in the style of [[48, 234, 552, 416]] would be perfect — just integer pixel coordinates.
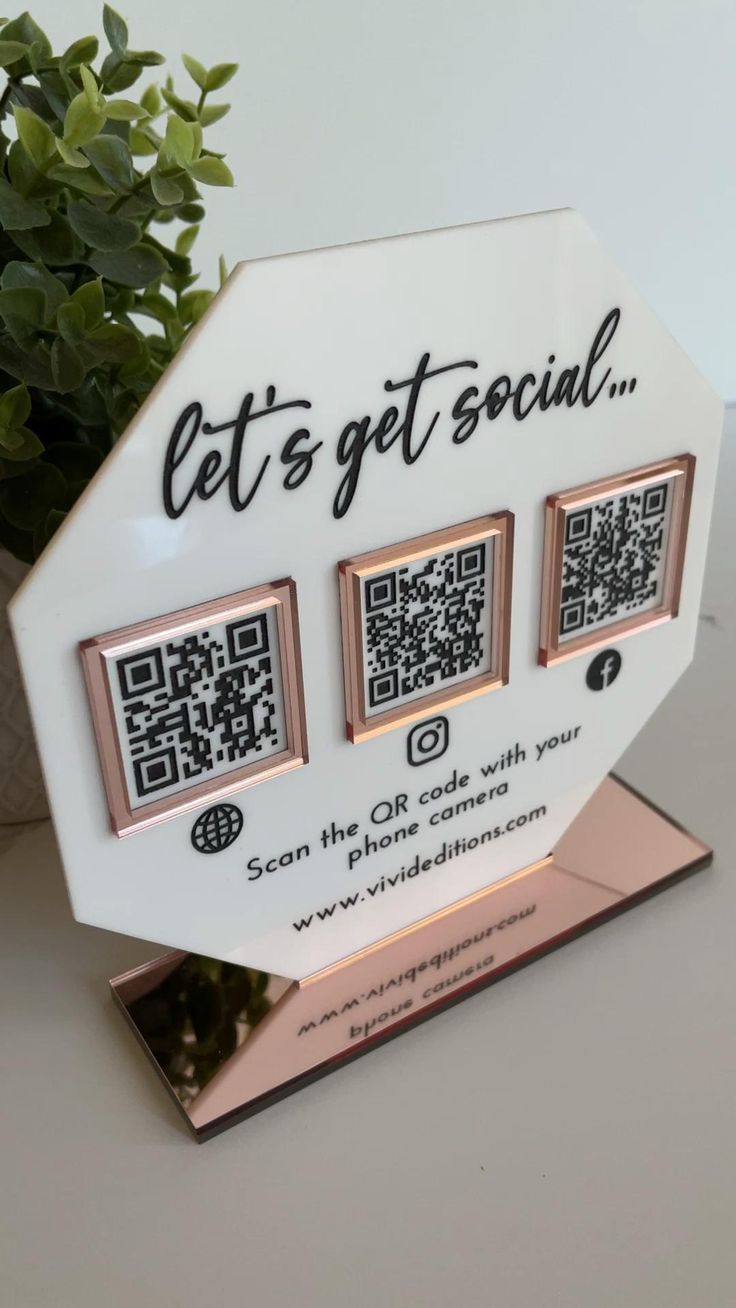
[[0, 551, 49, 823]]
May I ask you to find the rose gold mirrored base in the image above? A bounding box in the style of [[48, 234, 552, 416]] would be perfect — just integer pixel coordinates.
[[110, 775, 712, 1142]]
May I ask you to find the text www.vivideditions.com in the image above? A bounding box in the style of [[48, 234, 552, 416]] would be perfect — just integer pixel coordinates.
[[292, 803, 547, 932]]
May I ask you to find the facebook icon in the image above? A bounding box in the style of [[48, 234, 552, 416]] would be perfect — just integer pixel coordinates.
[[586, 649, 622, 691]]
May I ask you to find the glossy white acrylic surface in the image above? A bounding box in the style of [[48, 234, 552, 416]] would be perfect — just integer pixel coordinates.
[[10, 210, 722, 978]]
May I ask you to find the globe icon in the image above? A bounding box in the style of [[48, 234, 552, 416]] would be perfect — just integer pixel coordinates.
[[191, 803, 243, 854]]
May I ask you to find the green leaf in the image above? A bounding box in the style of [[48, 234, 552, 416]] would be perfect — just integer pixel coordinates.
[[2, 262, 68, 320], [70, 277, 105, 329], [11, 214, 85, 267], [50, 379, 109, 430], [175, 223, 199, 256], [103, 4, 128, 57], [109, 287, 135, 313], [79, 62, 104, 109], [0, 14, 237, 539], [56, 139, 90, 168], [0, 177, 50, 230], [160, 85, 198, 122], [99, 53, 141, 93], [0, 382, 31, 428], [161, 276, 191, 302], [48, 507, 68, 532], [103, 122, 132, 148], [218, 254, 228, 286], [0, 424, 42, 461], [67, 199, 140, 252], [12, 82, 53, 117], [179, 288, 214, 325], [171, 169, 199, 203], [34, 507, 67, 556], [204, 62, 238, 92], [7, 139, 40, 198], [55, 300, 86, 344], [108, 389, 139, 435], [199, 102, 230, 127], [188, 156, 233, 187], [1, 14, 51, 59], [0, 336, 53, 388], [0, 428, 25, 452], [0, 517, 34, 562], [36, 73, 68, 123], [0, 461, 66, 530], [0, 287, 46, 325], [248, 966, 269, 1000], [126, 49, 165, 68], [144, 234, 191, 274], [85, 321, 141, 361], [47, 163, 112, 196], [178, 202, 205, 222], [129, 127, 158, 156], [0, 38, 27, 65], [44, 441, 102, 480], [105, 98, 146, 122], [119, 336, 150, 381], [89, 242, 167, 287], [64, 92, 106, 148], [50, 337, 85, 392], [150, 168, 183, 206], [137, 290, 176, 321], [82, 134, 135, 190], [140, 83, 161, 116], [60, 35, 98, 70], [13, 104, 57, 170], [182, 53, 207, 90], [162, 114, 195, 167], [0, 315, 34, 350]]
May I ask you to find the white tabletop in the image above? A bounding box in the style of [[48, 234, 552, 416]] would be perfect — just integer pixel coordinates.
[[2, 409, 734, 1308]]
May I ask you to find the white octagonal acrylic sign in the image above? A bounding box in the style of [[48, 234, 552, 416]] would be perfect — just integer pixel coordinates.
[[10, 209, 723, 979]]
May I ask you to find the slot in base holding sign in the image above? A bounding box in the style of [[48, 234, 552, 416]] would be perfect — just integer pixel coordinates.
[[110, 775, 711, 1141]]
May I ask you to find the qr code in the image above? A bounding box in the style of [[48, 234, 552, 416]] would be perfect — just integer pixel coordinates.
[[361, 540, 494, 716], [109, 608, 287, 808], [559, 480, 673, 640]]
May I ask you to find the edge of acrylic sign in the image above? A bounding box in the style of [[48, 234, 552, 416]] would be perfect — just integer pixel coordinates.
[[110, 774, 712, 1141]]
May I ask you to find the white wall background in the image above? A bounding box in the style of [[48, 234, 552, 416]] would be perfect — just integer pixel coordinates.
[[29, 0, 736, 398]]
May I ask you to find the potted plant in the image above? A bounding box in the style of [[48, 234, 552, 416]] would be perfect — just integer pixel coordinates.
[[0, 6, 237, 821]]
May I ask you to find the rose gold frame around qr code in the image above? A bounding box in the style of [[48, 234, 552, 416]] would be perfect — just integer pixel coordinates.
[[339, 513, 514, 743], [538, 454, 695, 667], [79, 580, 308, 837]]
